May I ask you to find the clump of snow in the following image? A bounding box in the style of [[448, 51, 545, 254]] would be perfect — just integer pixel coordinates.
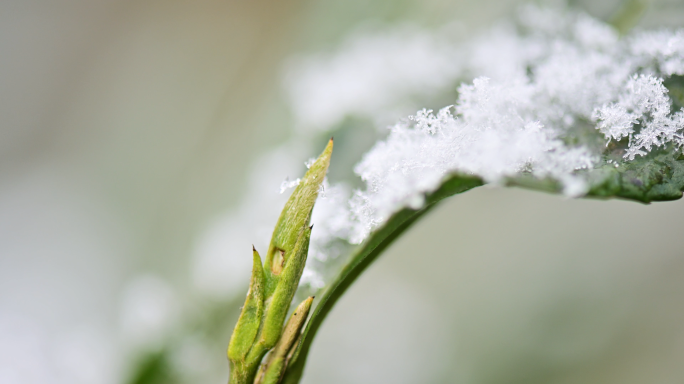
[[195, 4, 684, 291], [308, 180, 353, 261], [349, 79, 597, 242], [594, 74, 684, 159], [341, 7, 684, 245]]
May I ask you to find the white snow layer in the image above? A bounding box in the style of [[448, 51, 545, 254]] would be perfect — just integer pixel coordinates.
[[328, 7, 684, 244], [194, 5, 684, 294]]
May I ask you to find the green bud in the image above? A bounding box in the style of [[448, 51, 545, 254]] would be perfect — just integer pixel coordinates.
[[228, 141, 332, 384], [259, 225, 311, 349], [260, 356, 285, 384], [255, 297, 314, 384], [228, 247, 265, 362], [264, 139, 333, 295]]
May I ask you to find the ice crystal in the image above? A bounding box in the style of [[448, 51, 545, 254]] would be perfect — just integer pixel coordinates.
[[350, 83, 597, 241], [594, 74, 684, 159]]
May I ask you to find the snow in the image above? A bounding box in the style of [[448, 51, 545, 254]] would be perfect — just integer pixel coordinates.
[[594, 74, 684, 159], [194, 4, 684, 292]]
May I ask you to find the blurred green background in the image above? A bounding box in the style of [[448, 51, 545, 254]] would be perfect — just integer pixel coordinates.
[[1, 0, 684, 383]]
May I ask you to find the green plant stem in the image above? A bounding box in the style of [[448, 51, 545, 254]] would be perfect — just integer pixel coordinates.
[[281, 175, 484, 384]]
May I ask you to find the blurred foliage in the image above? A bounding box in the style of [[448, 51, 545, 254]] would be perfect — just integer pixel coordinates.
[[665, 75, 684, 110], [129, 352, 180, 384], [126, 298, 241, 384], [609, 0, 652, 34]]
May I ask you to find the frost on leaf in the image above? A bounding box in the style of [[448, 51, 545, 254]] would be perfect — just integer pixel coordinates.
[[342, 7, 684, 244], [594, 74, 684, 160], [195, 5, 684, 292]]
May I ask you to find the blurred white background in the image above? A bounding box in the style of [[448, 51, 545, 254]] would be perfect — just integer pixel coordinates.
[[2, 0, 684, 383]]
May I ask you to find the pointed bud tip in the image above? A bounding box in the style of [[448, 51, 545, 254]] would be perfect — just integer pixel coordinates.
[[252, 244, 256, 252], [320, 137, 333, 157], [266, 138, 332, 272]]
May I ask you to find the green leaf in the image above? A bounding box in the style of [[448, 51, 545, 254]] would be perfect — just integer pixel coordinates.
[[229, 140, 333, 384], [255, 297, 314, 384], [258, 226, 312, 349], [264, 139, 333, 296], [506, 147, 684, 203], [280, 174, 484, 384], [586, 149, 684, 203], [227, 248, 265, 362], [282, 145, 684, 384]]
